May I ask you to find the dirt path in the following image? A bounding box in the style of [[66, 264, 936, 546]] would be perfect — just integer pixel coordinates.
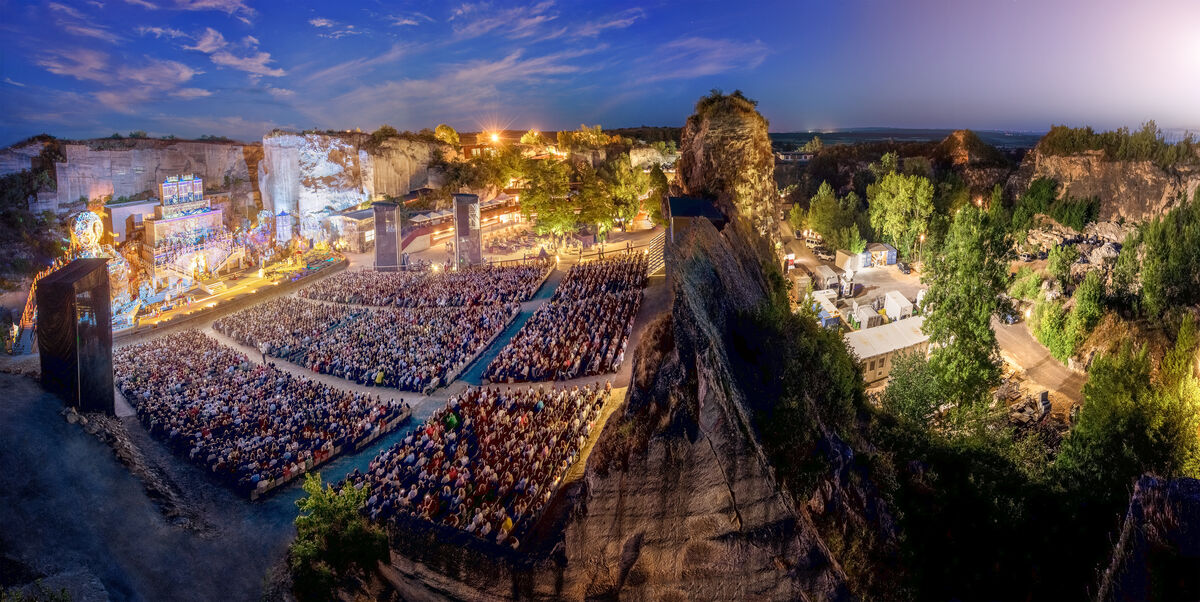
[[994, 317, 1086, 406]]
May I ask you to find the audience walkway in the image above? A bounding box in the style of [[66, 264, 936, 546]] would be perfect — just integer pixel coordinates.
[[457, 267, 566, 385]]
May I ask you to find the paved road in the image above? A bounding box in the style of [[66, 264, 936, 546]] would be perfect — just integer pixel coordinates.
[[994, 317, 1085, 405]]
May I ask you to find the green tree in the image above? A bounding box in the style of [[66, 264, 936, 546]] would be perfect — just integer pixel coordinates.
[[371, 124, 399, 146], [922, 205, 1012, 402], [520, 128, 547, 146], [881, 351, 944, 423], [1056, 342, 1200, 508], [787, 203, 807, 234], [521, 159, 574, 243], [868, 171, 935, 259], [598, 153, 648, 226], [646, 163, 669, 225], [290, 473, 388, 602], [1046, 245, 1079, 287], [575, 162, 614, 239], [434, 124, 460, 146]]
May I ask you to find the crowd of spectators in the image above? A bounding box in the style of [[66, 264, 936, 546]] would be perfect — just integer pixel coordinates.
[[484, 255, 646, 383], [342, 382, 611, 545], [298, 263, 548, 307], [214, 297, 515, 392], [114, 330, 408, 494]]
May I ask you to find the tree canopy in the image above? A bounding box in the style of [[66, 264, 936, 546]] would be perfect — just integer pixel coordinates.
[[921, 204, 1012, 402], [434, 124, 460, 146], [868, 171, 934, 259]]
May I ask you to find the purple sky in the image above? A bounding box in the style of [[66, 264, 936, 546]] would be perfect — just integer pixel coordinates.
[[1, 0, 1197, 144]]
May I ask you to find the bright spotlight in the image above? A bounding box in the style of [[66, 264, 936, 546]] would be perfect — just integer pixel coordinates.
[[490, 132, 500, 143]]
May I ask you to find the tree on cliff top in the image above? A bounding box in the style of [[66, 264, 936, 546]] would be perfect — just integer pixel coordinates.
[[922, 204, 1012, 403], [694, 88, 759, 117], [371, 125, 399, 146], [520, 129, 547, 146], [290, 473, 387, 602], [434, 124, 459, 146]]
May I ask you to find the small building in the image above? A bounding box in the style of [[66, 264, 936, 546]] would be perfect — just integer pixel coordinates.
[[844, 315, 929, 385], [883, 290, 914, 321], [666, 197, 727, 243], [811, 289, 841, 329], [835, 249, 868, 271], [331, 207, 376, 253], [105, 198, 159, 243], [866, 242, 897, 267], [852, 302, 883, 329], [813, 264, 839, 290]]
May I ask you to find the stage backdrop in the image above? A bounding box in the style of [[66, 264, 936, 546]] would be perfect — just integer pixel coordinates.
[[37, 258, 114, 415], [372, 201, 399, 270]]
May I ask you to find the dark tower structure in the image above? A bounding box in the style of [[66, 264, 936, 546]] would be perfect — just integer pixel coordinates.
[[36, 257, 115, 415], [372, 201, 399, 270], [453, 193, 482, 267]]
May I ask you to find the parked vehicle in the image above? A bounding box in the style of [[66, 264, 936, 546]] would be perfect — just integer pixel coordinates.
[[1019, 253, 1033, 262], [816, 250, 835, 261], [896, 261, 911, 274]]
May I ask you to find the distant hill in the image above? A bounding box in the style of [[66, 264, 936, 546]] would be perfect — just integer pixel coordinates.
[[771, 128, 1044, 151]]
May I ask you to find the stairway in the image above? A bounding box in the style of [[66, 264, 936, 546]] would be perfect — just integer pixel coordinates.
[[10, 327, 35, 355], [645, 230, 666, 275]]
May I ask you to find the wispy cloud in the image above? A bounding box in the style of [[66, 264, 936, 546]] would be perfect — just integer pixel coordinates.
[[37, 48, 111, 82], [50, 2, 124, 44], [173, 0, 255, 23], [37, 48, 210, 113], [124, 0, 158, 8], [576, 8, 642, 37], [641, 37, 768, 83], [117, 58, 202, 85], [302, 42, 411, 85], [450, 1, 558, 39], [388, 12, 432, 27], [265, 87, 295, 98], [184, 27, 226, 53], [307, 17, 364, 39], [4, 78, 27, 87]]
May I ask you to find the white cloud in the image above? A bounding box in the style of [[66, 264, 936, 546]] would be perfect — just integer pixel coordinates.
[[210, 50, 285, 77], [48, 2, 85, 18], [183, 27, 285, 77], [37, 48, 111, 82], [4, 78, 27, 87], [184, 27, 227, 53], [124, 0, 158, 8], [173, 0, 255, 21], [137, 26, 187, 38], [266, 87, 295, 98], [117, 58, 201, 85], [309, 17, 335, 28], [307, 17, 364, 39], [50, 2, 123, 44], [302, 42, 411, 85], [172, 87, 213, 99]]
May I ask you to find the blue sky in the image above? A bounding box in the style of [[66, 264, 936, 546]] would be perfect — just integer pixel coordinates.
[[1, 0, 1198, 145]]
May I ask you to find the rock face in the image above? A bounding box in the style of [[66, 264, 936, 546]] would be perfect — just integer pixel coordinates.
[[1098, 476, 1200, 601], [629, 146, 676, 169], [1008, 148, 1200, 222], [678, 97, 778, 240], [31, 139, 261, 216], [258, 133, 449, 216]]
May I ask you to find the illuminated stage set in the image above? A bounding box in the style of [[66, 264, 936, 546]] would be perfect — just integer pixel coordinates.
[[30, 174, 288, 332]]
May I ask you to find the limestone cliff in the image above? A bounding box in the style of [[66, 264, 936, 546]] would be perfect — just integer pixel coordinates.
[[1007, 147, 1200, 222], [678, 94, 778, 240], [258, 132, 450, 216], [24, 139, 261, 216]]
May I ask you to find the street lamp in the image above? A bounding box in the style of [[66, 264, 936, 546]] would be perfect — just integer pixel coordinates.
[[490, 132, 500, 143]]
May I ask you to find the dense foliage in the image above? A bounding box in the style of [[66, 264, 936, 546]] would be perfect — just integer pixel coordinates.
[[867, 169, 934, 259], [799, 182, 868, 251], [433, 124, 460, 146], [1032, 270, 1103, 362], [921, 204, 1012, 402], [0, 170, 66, 290], [1010, 177, 1099, 233], [1132, 190, 1200, 317], [290, 473, 388, 602], [1039, 121, 1198, 168]]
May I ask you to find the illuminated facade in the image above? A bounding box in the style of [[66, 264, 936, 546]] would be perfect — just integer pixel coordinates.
[[142, 175, 242, 284]]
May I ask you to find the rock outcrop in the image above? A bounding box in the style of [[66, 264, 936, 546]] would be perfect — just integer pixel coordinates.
[[678, 95, 778, 240], [1098, 476, 1200, 601], [1008, 148, 1200, 222], [629, 146, 676, 169], [259, 132, 449, 217]]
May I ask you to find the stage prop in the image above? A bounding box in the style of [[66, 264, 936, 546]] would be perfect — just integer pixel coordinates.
[[36, 258, 115, 415], [453, 193, 482, 267]]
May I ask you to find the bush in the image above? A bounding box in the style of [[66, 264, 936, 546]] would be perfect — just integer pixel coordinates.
[[1046, 245, 1079, 287], [1008, 266, 1043, 301]]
